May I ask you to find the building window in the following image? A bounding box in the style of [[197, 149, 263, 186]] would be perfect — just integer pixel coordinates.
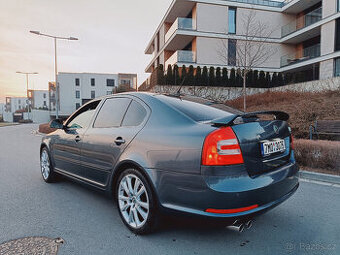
[[107, 91, 112, 95], [121, 79, 131, 86], [76, 90, 80, 99], [106, 79, 115, 86], [43, 101, 47, 107], [76, 103, 81, 109], [338, 0, 340, 12], [91, 78, 95, 86], [91, 91, 95, 99], [228, 7, 236, 34], [228, 39, 237, 66], [336, 18, 340, 51], [334, 58, 340, 77], [43, 93, 46, 99], [75, 78, 80, 86]]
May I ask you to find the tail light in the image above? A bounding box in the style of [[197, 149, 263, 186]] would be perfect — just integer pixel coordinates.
[[202, 127, 244, 166]]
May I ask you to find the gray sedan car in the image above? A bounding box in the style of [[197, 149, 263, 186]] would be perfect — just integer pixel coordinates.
[[40, 92, 299, 234]]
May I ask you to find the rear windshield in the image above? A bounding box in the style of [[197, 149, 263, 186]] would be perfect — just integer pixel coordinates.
[[158, 95, 235, 122]]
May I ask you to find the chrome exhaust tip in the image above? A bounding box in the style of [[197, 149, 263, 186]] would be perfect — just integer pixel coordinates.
[[227, 223, 245, 232], [245, 220, 253, 229]]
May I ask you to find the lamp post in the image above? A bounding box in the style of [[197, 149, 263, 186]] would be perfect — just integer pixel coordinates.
[[30, 30, 78, 119], [16, 71, 38, 120]]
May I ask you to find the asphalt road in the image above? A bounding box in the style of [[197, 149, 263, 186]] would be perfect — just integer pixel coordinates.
[[0, 124, 339, 255]]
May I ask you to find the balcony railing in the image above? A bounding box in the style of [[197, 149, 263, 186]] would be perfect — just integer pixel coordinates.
[[280, 43, 320, 67], [225, 0, 284, 8], [165, 18, 195, 42], [281, 7, 322, 37], [165, 50, 196, 67]]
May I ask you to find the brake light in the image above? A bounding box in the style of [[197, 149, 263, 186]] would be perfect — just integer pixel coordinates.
[[202, 127, 244, 166]]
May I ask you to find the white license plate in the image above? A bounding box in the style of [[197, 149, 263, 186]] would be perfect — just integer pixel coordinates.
[[261, 139, 286, 156]]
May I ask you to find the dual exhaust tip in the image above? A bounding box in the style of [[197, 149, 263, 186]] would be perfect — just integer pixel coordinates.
[[227, 220, 253, 233]]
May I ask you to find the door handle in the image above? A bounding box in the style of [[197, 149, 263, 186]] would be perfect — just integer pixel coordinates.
[[114, 137, 125, 146], [75, 136, 81, 142]]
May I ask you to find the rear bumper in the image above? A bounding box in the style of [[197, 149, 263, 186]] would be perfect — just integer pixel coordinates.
[[145, 162, 299, 219]]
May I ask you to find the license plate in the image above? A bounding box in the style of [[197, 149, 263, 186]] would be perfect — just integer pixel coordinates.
[[261, 139, 286, 156]]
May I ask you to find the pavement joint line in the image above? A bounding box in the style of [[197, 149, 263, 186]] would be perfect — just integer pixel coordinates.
[[299, 170, 340, 185], [299, 178, 340, 188]]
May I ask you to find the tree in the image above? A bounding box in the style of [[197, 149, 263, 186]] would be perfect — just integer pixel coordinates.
[[230, 68, 236, 87], [173, 65, 180, 85], [259, 70, 266, 88], [187, 65, 195, 86], [195, 66, 202, 86], [222, 68, 228, 87], [157, 64, 165, 85], [217, 10, 277, 111], [215, 67, 222, 86], [209, 67, 215, 86], [202, 66, 209, 86], [166, 64, 174, 85]]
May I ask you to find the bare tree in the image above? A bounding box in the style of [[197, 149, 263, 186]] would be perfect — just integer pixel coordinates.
[[217, 9, 277, 111]]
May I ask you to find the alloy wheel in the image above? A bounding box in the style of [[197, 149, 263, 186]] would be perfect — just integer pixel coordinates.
[[40, 150, 50, 180]]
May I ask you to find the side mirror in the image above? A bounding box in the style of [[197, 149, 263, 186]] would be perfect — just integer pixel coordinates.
[[50, 119, 64, 129]]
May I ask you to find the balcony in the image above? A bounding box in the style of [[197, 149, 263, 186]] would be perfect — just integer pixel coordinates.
[[281, 7, 322, 37], [165, 18, 195, 43], [225, 0, 284, 8], [280, 43, 320, 67], [165, 50, 196, 67]]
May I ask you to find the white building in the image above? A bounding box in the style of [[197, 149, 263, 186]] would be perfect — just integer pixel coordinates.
[[28, 89, 49, 110], [144, 0, 340, 83], [0, 103, 4, 120], [5, 96, 28, 113], [51, 72, 137, 117]]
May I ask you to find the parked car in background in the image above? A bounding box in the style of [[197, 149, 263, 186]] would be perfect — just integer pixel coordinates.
[[40, 92, 299, 234]]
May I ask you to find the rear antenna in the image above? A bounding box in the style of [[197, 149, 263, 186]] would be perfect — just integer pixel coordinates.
[[176, 76, 186, 97]]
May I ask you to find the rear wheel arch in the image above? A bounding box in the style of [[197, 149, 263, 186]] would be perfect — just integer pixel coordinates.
[[111, 161, 158, 204]]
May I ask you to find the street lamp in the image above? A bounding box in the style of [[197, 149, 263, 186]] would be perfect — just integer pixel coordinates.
[[30, 30, 78, 119], [16, 71, 38, 120]]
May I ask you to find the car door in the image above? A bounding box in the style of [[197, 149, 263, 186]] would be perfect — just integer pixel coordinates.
[[53, 100, 100, 177], [80, 97, 149, 187]]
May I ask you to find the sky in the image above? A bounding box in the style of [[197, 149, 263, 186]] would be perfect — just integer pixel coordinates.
[[0, 0, 172, 103]]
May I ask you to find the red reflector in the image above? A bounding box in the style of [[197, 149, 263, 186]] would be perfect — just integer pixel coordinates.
[[202, 127, 244, 166], [205, 204, 258, 214]]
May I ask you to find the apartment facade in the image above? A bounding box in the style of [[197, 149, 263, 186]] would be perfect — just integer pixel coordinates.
[[5, 96, 28, 113], [27, 89, 49, 110], [145, 0, 340, 82], [50, 72, 137, 117]]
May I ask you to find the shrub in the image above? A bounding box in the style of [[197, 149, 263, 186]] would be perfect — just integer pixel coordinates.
[[295, 139, 340, 174], [202, 66, 209, 86], [271, 72, 278, 87], [173, 65, 180, 85], [166, 64, 174, 85], [247, 70, 253, 87], [215, 67, 222, 86], [195, 66, 202, 86], [157, 64, 165, 85], [236, 69, 243, 87], [181, 65, 187, 85], [222, 68, 228, 87], [187, 65, 194, 85], [259, 71, 266, 87], [229, 68, 236, 87], [278, 73, 284, 87], [209, 66, 215, 86], [265, 72, 271, 88]]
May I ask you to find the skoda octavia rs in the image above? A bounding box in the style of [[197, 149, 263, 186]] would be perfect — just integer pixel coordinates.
[[40, 92, 299, 234]]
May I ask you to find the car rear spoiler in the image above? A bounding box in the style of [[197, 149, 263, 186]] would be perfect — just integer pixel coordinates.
[[211, 111, 290, 127]]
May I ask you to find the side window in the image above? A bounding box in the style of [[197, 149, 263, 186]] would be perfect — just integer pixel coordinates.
[[94, 98, 131, 128], [122, 100, 147, 127], [67, 101, 100, 129]]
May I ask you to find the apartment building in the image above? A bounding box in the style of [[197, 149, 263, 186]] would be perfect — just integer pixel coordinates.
[[145, 0, 340, 82], [5, 96, 28, 113], [27, 89, 49, 110], [50, 72, 137, 117]]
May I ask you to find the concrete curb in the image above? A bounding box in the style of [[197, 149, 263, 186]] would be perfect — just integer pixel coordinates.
[[299, 170, 340, 185]]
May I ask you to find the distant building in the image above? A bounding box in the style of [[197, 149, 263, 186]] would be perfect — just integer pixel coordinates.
[[0, 103, 4, 119], [5, 96, 28, 113], [50, 72, 137, 117], [28, 89, 49, 110]]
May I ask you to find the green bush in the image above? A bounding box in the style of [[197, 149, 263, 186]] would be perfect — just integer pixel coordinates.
[[202, 66, 209, 86], [229, 68, 236, 87], [209, 66, 215, 86], [195, 66, 202, 86], [215, 67, 222, 86], [166, 64, 174, 85], [222, 68, 228, 87], [173, 65, 180, 85]]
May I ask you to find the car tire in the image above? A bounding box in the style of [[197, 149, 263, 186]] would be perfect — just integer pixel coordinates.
[[40, 147, 58, 183], [116, 168, 159, 235]]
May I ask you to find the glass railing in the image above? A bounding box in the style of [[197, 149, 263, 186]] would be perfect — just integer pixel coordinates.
[[225, 0, 284, 7], [281, 7, 322, 37], [165, 50, 196, 67], [165, 18, 195, 42], [280, 44, 320, 67]]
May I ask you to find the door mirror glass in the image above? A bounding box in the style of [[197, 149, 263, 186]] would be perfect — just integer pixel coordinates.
[[50, 119, 64, 129]]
